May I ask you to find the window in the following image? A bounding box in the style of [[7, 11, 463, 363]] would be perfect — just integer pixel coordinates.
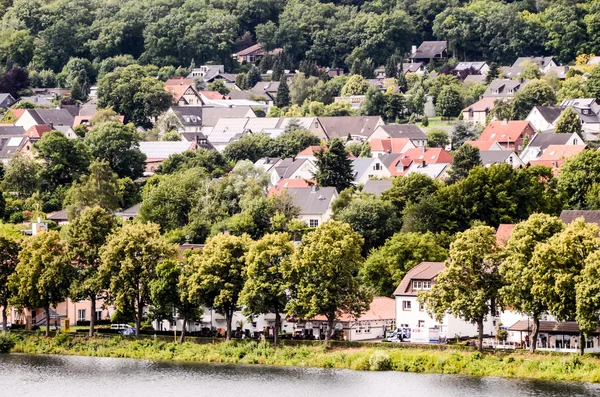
[[309, 219, 319, 228], [374, 163, 382, 171], [402, 301, 412, 311], [77, 309, 86, 322], [418, 320, 425, 328], [95, 311, 102, 321], [423, 281, 431, 290], [419, 303, 425, 311], [412, 281, 422, 290]]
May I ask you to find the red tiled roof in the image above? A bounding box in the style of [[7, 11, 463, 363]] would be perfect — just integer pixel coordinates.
[[165, 77, 195, 87], [496, 224, 515, 246], [268, 178, 313, 196], [479, 120, 532, 143], [370, 138, 414, 154], [311, 297, 395, 322], [401, 147, 453, 164], [10, 109, 25, 119], [165, 84, 200, 102], [393, 262, 446, 296], [200, 91, 229, 100], [536, 144, 586, 161], [24, 124, 52, 138]]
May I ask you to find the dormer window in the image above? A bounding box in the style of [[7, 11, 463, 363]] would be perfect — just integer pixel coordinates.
[[413, 281, 422, 290]]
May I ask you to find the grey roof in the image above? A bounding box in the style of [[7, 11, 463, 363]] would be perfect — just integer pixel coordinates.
[[376, 124, 427, 140], [0, 136, 26, 159], [483, 79, 529, 98], [401, 63, 423, 74], [0, 93, 16, 107], [115, 203, 141, 218], [0, 126, 25, 136], [48, 209, 68, 222], [287, 187, 337, 215], [410, 41, 447, 60], [404, 163, 448, 179], [61, 105, 81, 118], [379, 153, 402, 169], [455, 62, 487, 71], [317, 116, 383, 139], [27, 109, 74, 126], [528, 132, 577, 151], [559, 210, 600, 227], [252, 81, 280, 96], [500, 66, 523, 78], [533, 106, 564, 123], [351, 158, 376, 181], [513, 56, 555, 68], [18, 96, 55, 107], [479, 150, 512, 166], [464, 75, 486, 84], [273, 158, 310, 179], [227, 91, 251, 100], [363, 179, 392, 196], [560, 98, 596, 109], [171, 106, 203, 126]]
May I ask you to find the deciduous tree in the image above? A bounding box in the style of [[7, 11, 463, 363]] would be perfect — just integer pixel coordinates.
[[554, 107, 582, 135], [0, 236, 20, 332], [446, 144, 482, 184]]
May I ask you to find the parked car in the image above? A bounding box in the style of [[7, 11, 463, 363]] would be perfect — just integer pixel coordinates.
[[0, 322, 11, 331], [110, 324, 132, 330]]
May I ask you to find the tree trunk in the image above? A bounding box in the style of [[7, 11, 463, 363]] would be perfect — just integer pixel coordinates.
[[529, 316, 539, 354], [45, 305, 50, 337], [180, 313, 187, 344], [89, 294, 96, 337], [477, 317, 484, 352], [225, 309, 233, 341], [135, 296, 142, 336], [579, 331, 585, 356], [325, 316, 334, 346], [1, 305, 7, 332], [274, 312, 281, 346]]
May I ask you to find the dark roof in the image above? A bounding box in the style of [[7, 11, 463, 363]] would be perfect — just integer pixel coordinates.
[[273, 158, 310, 179], [61, 105, 81, 118], [171, 106, 203, 126], [527, 132, 575, 151], [286, 187, 337, 216], [379, 153, 402, 169], [377, 124, 427, 140], [479, 150, 512, 166], [0, 126, 25, 136], [115, 203, 141, 218], [533, 106, 564, 123], [0, 136, 27, 159], [512, 56, 555, 68], [363, 179, 392, 196], [410, 41, 447, 60], [393, 262, 446, 296], [559, 210, 600, 226], [28, 109, 74, 126], [508, 320, 600, 334], [227, 91, 251, 100], [252, 81, 280, 96], [483, 79, 529, 98], [317, 116, 382, 140], [48, 209, 68, 222]]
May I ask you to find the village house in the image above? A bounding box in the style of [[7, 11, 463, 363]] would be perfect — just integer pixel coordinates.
[[401, 62, 426, 75], [0, 136, 30, 164], [478, 120, 536, 152], [464, 74, 486, 85], [408, 41, 447, 63], [255, 157, 317, 186], [186, 65, 236, 84], [454, 62, 490, 76], [163, 106, 256, 138], [334, 95, 365, 109], [560, 210, 600, 227], [317, 116, 384, 142], [15, 108, 74, 130], [368, 124, 427, 147], [0, 93, 17, 108], [512, 56, 557, 73], [369, 138, 416, 157], [527, 144, 587, 173], [464, 140, 504, 151], [363, 179, 392, 196], [138, 141, 199, 175], [479, 150, 524, 168], [525, 106, 564, 131], [251, 81, 279, 103], [461, 97, 497, 125], [560, 98, 600, 140], [164, 83, 203, 106], [506, 321, 600, 353], [483, 79, 530, 99], [295, 297, 396, 341], [519, 131, 582, 163], [232, 44, 283, 64], [394, 261, 499, 343], [285, 185, 338, 228], [351, 157, 391, 185]]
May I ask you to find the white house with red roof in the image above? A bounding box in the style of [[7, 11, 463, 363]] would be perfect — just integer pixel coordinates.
[[527, 144, 587, 173], [464, 140, 504, 151], [164, 83, 203, 106], [478, 120, 535, 152], [369, 138, 416, 157], [394, 261, 499, 343]]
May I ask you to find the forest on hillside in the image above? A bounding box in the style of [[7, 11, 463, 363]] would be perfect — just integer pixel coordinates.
[[0, 0, 598, 77]]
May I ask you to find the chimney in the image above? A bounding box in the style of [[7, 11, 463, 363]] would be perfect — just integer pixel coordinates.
[[49, 122, 53, 130], [311, 185, 318, 193], [411, 45, 417, 55], [502, 119, 508, 125]]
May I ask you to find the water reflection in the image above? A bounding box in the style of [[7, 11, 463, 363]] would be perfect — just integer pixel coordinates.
[[0, 354, 598, 397]]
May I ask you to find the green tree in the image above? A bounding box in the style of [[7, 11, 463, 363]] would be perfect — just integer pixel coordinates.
[[271, 130, 320, 158], [65, 206, 117, 336], [9, 231, 73, 336], [451, 121, 480, 149], [98, 222, 177, 335], [426, 128, 449, 148], [511, 80, 556, 120], [314, 138, 354, 192], [150, 260, 202, 343], [435, 85, 462, 119], [85, 122, 146, 179], [385, 55, 398, 78], [0, 236, 20, 331], [208, 80, 230, 95], [239, 232, 294, 345], [361, 86, 386, 116], [362, 232, 447, 297], [275, 76, 290, 108], [223, 133, 273, 163], [65, 161, 122, 219], [446, 144, 482, 184], [554, 107, 582, 135], [157, 148, 230, 177], [247, 66, 261, 89], [340, 75, 370, 96], [97, 65, 173, 127], [334, 195, 401, 254], [35, 131, 90, 192], [587, 66, 600, 100], [557, 150, 600, 208], [485, 62, 500, 84], [186, 233, 250, 340], [419, 225, 501, 352], [286, 221, 372, 344], [1, 153, 42, 198], [531, 219, 599, 355], [576, 251, 600, 342], [382, 173, 440, 212], [499, 214, 565, 353]]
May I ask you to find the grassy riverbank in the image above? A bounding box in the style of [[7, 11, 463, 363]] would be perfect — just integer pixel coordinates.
[[4, 333, 600, 383]]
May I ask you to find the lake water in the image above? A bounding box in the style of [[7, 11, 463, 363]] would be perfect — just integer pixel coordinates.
[[1, 354, 599, 397]]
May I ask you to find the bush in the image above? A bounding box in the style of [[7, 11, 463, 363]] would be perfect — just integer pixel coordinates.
[[369, 351, 392, 371], [0, 333, 17, 353], [421, 115, 429, 127]]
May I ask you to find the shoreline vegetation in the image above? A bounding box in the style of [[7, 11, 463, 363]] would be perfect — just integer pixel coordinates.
[[2, 333, 600, 383]]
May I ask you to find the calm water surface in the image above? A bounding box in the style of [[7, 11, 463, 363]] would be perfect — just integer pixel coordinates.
[[0, 353, 599, 397]]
